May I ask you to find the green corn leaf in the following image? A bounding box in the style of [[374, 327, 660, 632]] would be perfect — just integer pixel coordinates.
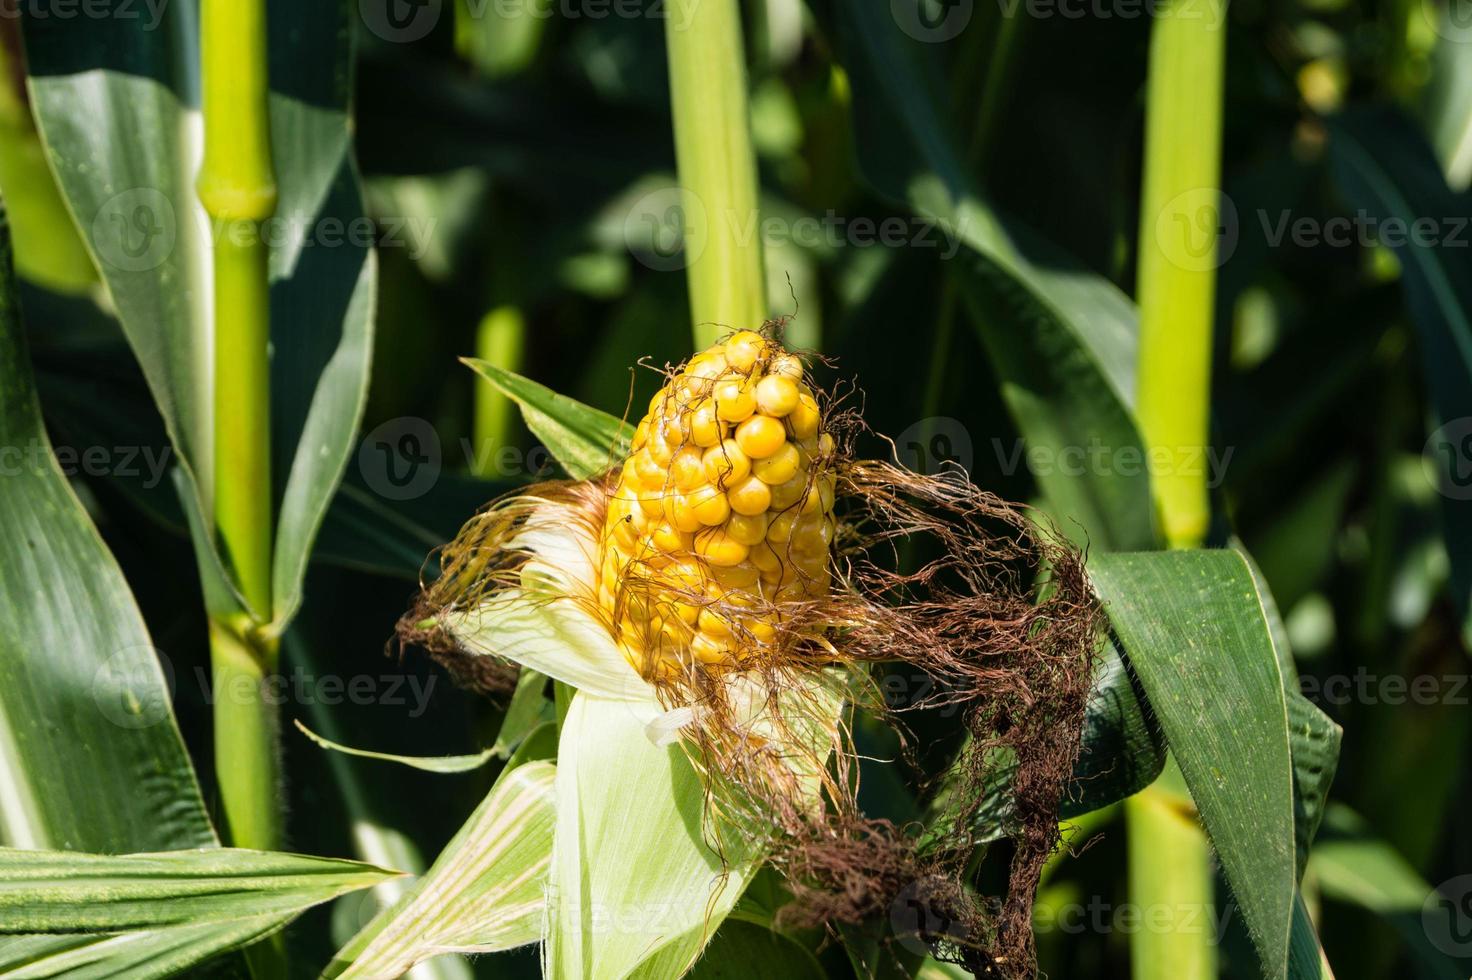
[[0, 210, 216, 857], [816, 0, 1156, 552], [462, 357, 633, 479], [0, 194, 228, 974], [0, 919, 291, 980], [326, 759, 558, 978], [549, 692, 758, 980], [0, 845, 397, 979], [1239, 543, 1344, 879], [1310, 805, 1472, 979], [293, 719, 497, 774], [1326, 107, 1472, 646], [19, 353, 512, 585], [20, 0, 377, 627], [1090, 549, 1301, 980], [0, 846, 401, 933]]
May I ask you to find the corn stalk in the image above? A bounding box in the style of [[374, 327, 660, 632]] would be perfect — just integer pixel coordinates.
[[197, 0, 280, 887], [472, 306, 525, 474], [1131, 1, 1227, 977], [664, 0, 766, 348], [1135, 0, 1227, 550]]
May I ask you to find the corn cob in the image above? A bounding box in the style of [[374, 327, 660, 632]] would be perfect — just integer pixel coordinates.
[[599, 331, 836, 680]]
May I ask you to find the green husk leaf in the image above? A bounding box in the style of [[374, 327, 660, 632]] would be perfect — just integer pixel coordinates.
[[326, 760, 558, 978], [462, 357, 632, 479], [549, 692, 757, 980]]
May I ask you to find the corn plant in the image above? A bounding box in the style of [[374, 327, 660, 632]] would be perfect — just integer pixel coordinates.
[[0, 1, 1468, 979]]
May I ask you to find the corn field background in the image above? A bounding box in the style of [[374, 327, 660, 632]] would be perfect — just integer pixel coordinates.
[[0, 0, 1469, 978]]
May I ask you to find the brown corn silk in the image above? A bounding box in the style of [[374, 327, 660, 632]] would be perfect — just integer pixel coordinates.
[[398, 328, 1100, 979]]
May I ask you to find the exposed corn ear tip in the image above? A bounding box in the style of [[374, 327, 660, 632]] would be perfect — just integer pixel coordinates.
[[600, 330, 835, 682]]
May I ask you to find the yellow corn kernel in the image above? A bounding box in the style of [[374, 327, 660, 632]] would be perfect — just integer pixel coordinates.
[[686, 350, 727, 380], [664, 493, 704, 533], [690, 404, 721, 447], [689, 484, 731, 526], [735, 414, 787, 459], [710, 560, 761, 590], [787, 391, 820, 439], [799, 475, 836, 515], [633, 449, 664, 488], [755, 374, 799, 416], [669, 445, 706, 490], [648, 422, 677, 465], [697, 607, 733, 638], [770, 352, 803, 379], [753, 443, 801, 485], [725, 330, 764, 371], [695, 527, 750, 567], [703, 438, 750, 487], [725, 511, 769, 545], [726, 474, 773, 516], [788, 513, 833, 555], [766, 510, 800, 545], [714, 377, 756, 422], [768, 473, 807, 511], [649, 522, 691, 554], [691, 632, 734, 664], [748, 541, 782, 575]]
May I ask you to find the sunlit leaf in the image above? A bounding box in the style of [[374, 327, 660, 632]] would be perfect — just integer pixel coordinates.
[[1091, 549, 1298, 979]]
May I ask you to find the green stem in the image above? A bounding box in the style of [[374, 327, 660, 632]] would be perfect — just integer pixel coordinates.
[[472, 306, 525, 476], [1134, 0, 1227, 549], [1129, 7, 1227, 978], [209, 620, 280, 848], [664, 0, 766, 349], [198, 0, 283, 945], [1124, 772, 1218, 980]]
